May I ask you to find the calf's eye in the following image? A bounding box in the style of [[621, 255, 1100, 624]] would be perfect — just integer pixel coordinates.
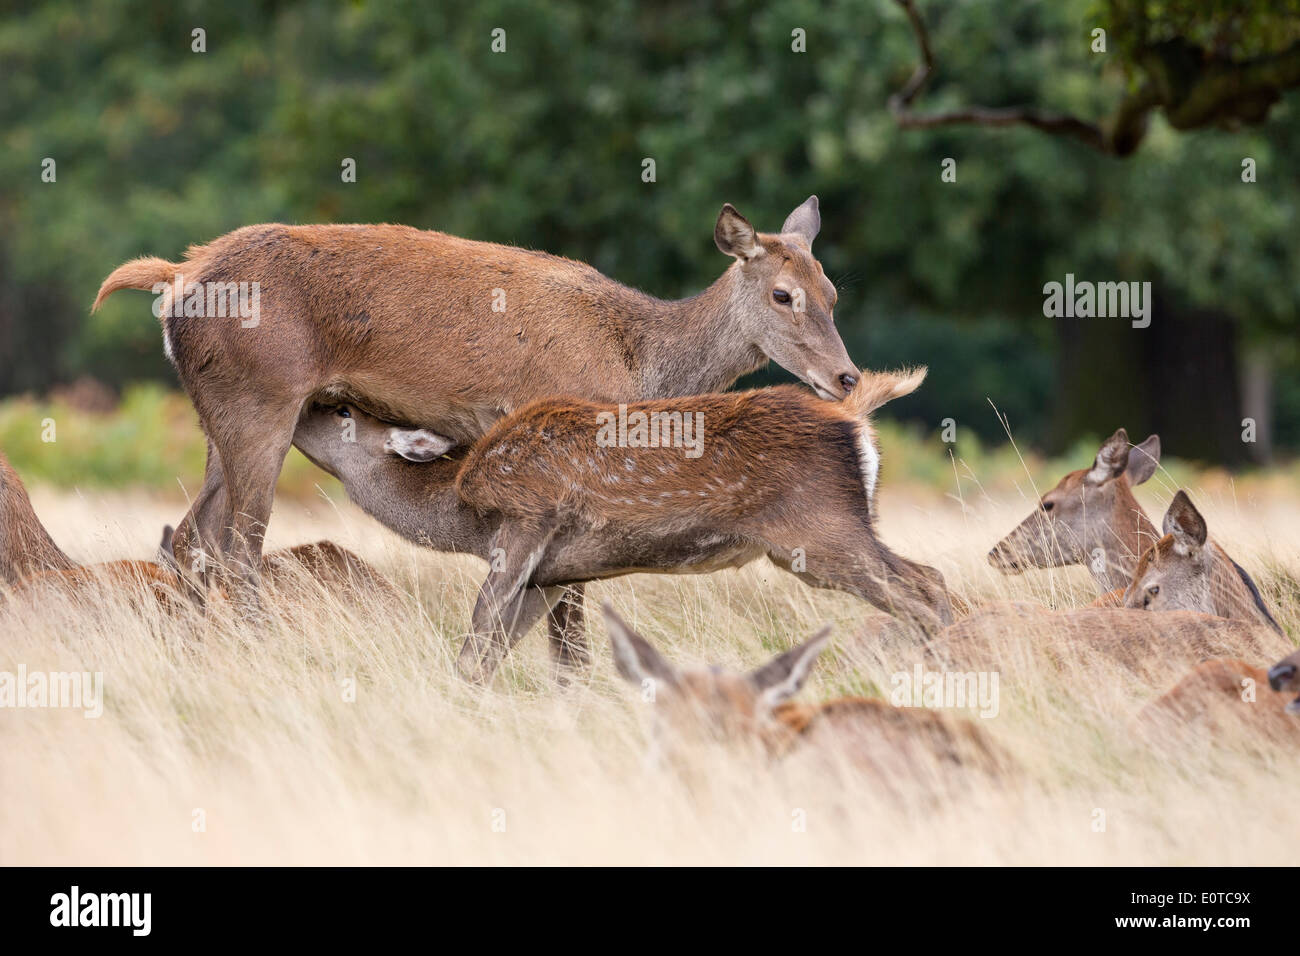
[[772, 289, 792, 305]]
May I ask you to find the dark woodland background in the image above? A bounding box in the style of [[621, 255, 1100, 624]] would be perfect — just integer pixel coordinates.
[[3, 0, 1299, 463]]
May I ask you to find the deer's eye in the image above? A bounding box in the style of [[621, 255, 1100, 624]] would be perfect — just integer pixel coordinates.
[[772, 289, 792, 305], [336, 407, 352, 419], [1042, 501, 1054, 512], [1147, 585, 1159, 597]]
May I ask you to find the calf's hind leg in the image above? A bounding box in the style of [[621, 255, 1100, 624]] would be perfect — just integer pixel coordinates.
[[768, 520, 953, 637], [457, 520, 562, 684]]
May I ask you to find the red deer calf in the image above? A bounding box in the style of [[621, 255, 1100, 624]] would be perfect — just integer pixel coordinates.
[[601, 603, 1009, 791], [988, 428, 1161, 593], [92, 200, 858, 615], [1122, 490, 1282, 632], [290, 368, 953, 683]]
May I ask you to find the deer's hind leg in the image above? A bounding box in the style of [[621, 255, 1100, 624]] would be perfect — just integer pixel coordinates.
[[457, 519, 562, 684], [169, 438, 229, 604], [766, 515, 953, 638]]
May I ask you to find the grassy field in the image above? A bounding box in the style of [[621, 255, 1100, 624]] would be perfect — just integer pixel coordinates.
[[2, 425, 1298, 865]]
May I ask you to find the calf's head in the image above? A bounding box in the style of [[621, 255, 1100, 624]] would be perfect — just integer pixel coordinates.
[[603, 602, 831, 764], [988, 428, 1159, 577], [293, 402, 455, 477], [715, 197, 857, 400], [1123, 491, 1213, 613]]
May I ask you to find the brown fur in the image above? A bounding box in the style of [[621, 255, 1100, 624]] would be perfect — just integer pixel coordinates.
[[923, 607, 1290, 683], [14, 559, 182, 610], [92, 202, 857, 605], [1137, 658, 1300, 744], [1088, 587, 1126, 608]]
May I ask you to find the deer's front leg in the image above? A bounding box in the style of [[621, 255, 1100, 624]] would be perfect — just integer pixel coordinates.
[[546, 584, 590, 671]]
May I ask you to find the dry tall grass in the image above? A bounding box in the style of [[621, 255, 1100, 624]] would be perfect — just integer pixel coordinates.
[[2, 471, 1297, 865]]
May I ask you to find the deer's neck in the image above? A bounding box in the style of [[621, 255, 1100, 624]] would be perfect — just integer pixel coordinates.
[[629, 265, 767, 398], [344, 456, 491, 556], [1093, 484, 1160, 590]]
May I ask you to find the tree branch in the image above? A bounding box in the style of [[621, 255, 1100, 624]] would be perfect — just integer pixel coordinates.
[[887, 0, 1111, 153], [887, 0, 1300, 158]]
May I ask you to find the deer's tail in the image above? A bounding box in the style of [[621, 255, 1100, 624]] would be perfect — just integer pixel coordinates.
[[92, 257, 181, 313], [842, 366, 927, 419]]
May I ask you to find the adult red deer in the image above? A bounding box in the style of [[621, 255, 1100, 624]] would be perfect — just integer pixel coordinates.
[[988, 428, 1161, 594], [289, 367, 953, 683], [93, 200, 858, 616]]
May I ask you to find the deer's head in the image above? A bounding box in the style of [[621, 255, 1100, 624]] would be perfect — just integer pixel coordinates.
[[714, 197, 858, 401], [294, 402, 455, 478], [988, 428, 1160, 580], [1123, 491, 1215, 614], [602, 602, 831, 766]]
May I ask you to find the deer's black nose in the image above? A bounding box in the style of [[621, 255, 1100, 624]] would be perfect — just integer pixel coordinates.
[[1269, 662, 1297, 691], [838, 372, 858, 394]]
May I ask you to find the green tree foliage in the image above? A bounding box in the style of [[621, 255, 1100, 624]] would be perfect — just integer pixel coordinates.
[[1, 0, 1297, 455]]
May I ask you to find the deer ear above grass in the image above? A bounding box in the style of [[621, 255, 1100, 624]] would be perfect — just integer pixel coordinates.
[[1127, 434, 1161, 485], [1163, 490, 1207, 555], [781, 195, 821, 245], [1087, 428, 1130, 484], [749, 625, 833, 713], [714, 204, 762, 261], [602, 602, 679, 688]]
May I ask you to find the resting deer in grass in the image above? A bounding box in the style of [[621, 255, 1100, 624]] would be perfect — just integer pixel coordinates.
[[290, 367, 953, 684], [1136, 654, 1299, 744], [92, 199, 857, 622], [601, 603, 1009, 790], [0, 449, 392, 607], [988, 428, 1161, 596], [926, 491, 1285, 678], [1122, 490, 1282, 633]]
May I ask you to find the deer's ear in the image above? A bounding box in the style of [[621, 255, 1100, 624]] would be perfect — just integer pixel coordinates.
[[602, 603, 679, 688], [1163, 490, 1207, 555], [781, 195, 820, 245], [714, 204, 762, 261], [1086, 428, 1130, 484], [383, 428, 455, 462], [157, 525, 177, 569], [1126, 435, 1160, 485], [749, 626, 832, 713]]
